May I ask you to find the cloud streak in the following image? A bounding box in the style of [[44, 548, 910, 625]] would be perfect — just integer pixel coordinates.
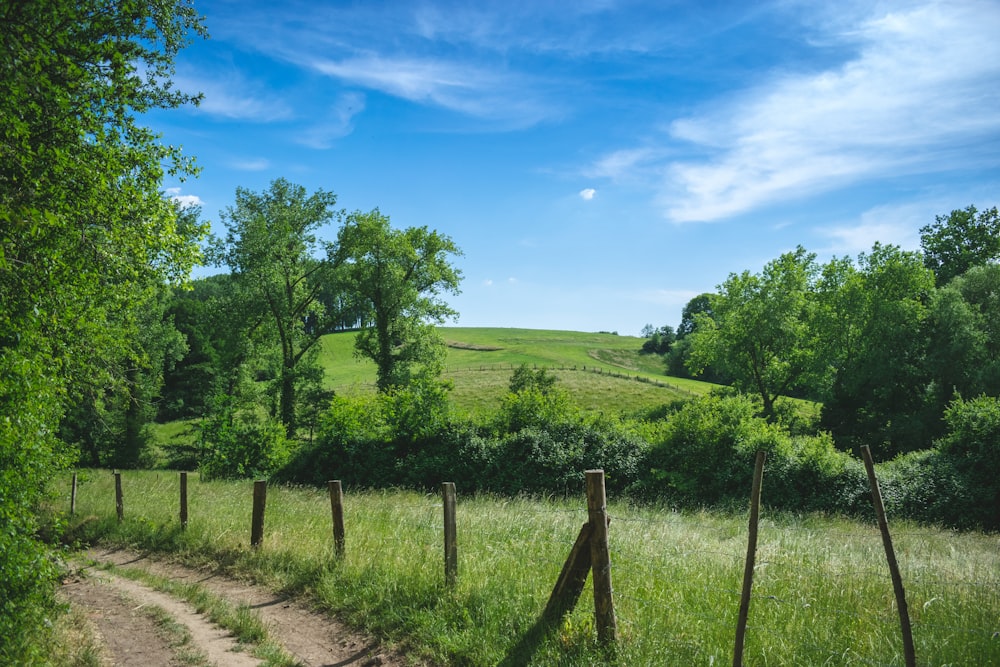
[[174, 67, 294, 122], [617, 1, 1000, 223]]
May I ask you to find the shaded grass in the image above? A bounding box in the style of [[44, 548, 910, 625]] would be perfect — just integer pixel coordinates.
[[46, 604, 107, 667], [58, 470, 1000, 666]]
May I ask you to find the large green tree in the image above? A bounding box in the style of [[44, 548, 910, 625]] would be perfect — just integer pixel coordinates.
[[335, 209, 463, 393], [814, 244, 935, 456], [687, 247, 818, 420], [926, 264, 1000, 420], [0, 1, 205, 659], [213, 179, 342, 436], [920, 205, 1000, 286]]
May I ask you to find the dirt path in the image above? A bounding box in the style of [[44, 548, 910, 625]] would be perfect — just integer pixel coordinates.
[[62, 546, 417, 667]]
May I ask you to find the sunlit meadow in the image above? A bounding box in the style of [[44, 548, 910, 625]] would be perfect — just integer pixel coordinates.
[[59, 470, 1000, 666]]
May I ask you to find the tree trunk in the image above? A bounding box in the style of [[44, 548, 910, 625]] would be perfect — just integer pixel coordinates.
[[280, 360, 296, 437], [121, 365, 143, 468]]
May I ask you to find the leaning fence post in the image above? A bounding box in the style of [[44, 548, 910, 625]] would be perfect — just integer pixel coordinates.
[[328, 480, 345, 557], [179, 472, 188, 529], [861, 445, 916, 667], [442, 482, 457, 588], [733, 450, 766, 667], [585, 469, 617, 643], [114, 471, 123, 522], [250, 480, 267, 548], [70, 472, 78, 516]]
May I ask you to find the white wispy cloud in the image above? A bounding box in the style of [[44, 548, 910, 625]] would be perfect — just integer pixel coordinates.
[[305, 55, 553, 125], [579, 188, 596, 200], [656, 1, 1000, 222], [229, 158, 271, 171], [174, 68, 293, 122], [296, 92, 366, 149], [816, 200, 935, 255], [584, 147, 664, 183]]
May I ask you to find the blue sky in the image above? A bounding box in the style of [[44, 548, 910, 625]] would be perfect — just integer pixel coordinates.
[[155, 0, 1000, 337]]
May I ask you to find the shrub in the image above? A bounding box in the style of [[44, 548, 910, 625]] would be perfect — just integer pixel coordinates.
[[877, 449, 967, 527], [931, 395, 1000, 529], [198, 395, 291, 480], [640, 394, 867, 513], [642, 394, 776, 505]]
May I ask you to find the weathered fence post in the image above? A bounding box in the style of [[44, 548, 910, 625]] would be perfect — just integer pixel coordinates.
[[585, 469, 617, 643], [733, 450, 766, 667], [250, 480, 267, 548], [114, 471, 123, 522], [179, 472, 188, 529], [328, 480, 345, 557], [861, 445, 916, 667], [70, 472, 78, 516], [442, 482, 457, 588]]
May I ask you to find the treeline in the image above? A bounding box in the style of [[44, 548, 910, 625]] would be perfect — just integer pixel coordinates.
[[278, 365, 1000, 533], [66, 178, 463, 470], [641, 205, 1000, 460], [1, 1, 209, 660]]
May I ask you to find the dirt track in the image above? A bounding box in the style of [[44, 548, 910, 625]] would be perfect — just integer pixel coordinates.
[[60, 547, 417, 666]]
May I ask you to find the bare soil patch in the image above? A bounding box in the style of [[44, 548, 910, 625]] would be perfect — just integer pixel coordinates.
[[445, 340, 504, 351], [64, 546, 418, 667]]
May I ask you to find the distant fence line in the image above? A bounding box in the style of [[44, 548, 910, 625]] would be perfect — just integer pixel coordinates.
[[74, 452, 935, 666], [444, 363, 698, 396]]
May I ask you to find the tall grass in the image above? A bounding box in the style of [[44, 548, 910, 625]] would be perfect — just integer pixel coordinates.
[[59, 470, 1000, 666]]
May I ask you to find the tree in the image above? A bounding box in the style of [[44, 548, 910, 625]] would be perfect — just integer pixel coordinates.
[[335, 209, 463, 393], [667, 293, 722, 380], [925, 264, 1000, 423], [814, 244, 935, 456], [687, 247, 818, 420], [640, 325, 676, 355], [676, 293, 715, 339], [213, 179, 342, 436], [0, 0, 205, 659], [920, 205, 1000, 286]]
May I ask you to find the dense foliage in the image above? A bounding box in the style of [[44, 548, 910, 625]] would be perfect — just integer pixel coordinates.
[[211, 179, 342, 436], [679, 224, 1000, 460], [334, 208, 463, 393], [0, 0, 205, 660]]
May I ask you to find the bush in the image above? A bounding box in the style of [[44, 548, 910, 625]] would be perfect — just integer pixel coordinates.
[[198, 395, 291, 480], [642, 394, 775, 505], [930, 395, 1000, 529], [640, 394, 866, 513], [877, 449, 967, 527]]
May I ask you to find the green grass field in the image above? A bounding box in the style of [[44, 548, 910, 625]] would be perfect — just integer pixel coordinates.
[[318, 327, 713, 416], [60, 470, 1000, 666]]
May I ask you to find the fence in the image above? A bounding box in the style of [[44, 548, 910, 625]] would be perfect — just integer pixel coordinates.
[[64, 446, 990, 666], [444, 362, 699, 396]]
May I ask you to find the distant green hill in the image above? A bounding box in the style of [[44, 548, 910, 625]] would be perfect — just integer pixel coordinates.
[[318, 327, 714, 415]]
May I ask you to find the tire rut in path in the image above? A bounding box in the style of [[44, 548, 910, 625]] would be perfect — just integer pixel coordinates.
[[61, 570, 255, 667], [81, 546, 409, 667]]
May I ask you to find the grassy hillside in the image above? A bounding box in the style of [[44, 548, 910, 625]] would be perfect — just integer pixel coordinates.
[[318, 327, 715, 415]]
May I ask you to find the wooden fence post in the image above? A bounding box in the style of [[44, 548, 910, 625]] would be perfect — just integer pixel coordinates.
[[70, 472, 78, 516], [543, 522, 593, 622], [585, 469, 617, 643], [733, 450, 766, 667], [328, 480, 345, 557], [250, 480, 267, 548], [179, 472, 188, 529], [861, 445, 916, 667], [114, 471, 123, 522], [442, 482, 457, 588]]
